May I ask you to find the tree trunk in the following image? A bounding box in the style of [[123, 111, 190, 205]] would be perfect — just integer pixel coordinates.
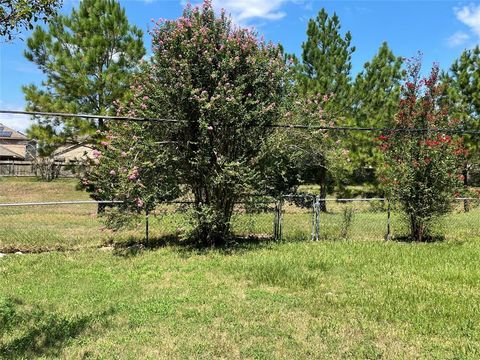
[[192, 185, 235, 246], [410, 216, 426, 242]]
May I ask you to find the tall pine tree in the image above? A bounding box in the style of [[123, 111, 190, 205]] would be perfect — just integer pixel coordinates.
[[22, 0, 145, 141], [298, 8, 355, 111], [351, 42, 403, 186], [442, 46, 480, 207], [293, 8, 355, 210]]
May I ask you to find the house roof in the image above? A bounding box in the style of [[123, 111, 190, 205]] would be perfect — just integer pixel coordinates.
[[0, 123, 28, 140], [0, 144, 24, 159], [53, 142, 94, 157]]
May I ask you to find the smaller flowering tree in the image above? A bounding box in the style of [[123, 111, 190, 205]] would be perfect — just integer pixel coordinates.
[[379, 58, 466, 241]]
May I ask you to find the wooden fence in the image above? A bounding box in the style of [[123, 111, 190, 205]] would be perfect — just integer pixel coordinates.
[[0, 161, 76, 178]]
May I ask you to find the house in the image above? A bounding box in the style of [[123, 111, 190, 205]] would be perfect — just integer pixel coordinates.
[[52, 142, 94, 162], [0, 123, 36, 160]]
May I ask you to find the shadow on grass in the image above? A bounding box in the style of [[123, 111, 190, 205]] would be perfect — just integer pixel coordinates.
[[110, 234, 278, 257], [392, 234, 446, 243], [0, 297, 114, 359]]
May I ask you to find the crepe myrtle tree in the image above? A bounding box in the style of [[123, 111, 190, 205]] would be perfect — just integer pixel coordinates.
[[83, 1, 289, 245], [378, 57, 467, 242]]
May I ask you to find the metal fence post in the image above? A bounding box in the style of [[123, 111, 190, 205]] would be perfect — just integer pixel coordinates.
[[274, 198, 284, 241], [386, 200, 391, 240], [145, 209, 150, 243], [311, 196, 316, 241], [312, 195, 320, 241]]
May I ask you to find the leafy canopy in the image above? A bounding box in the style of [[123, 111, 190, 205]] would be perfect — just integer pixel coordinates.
[[379, 57, 466, 242], [0, 0, 61, 41], [84, 1, 289, 245]]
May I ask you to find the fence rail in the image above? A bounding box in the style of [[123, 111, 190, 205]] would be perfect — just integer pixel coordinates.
[[1, 196, 478, 248]]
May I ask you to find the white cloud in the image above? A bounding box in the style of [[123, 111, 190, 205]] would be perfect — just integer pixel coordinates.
[[454, 3, 480, 38], [447, 31, 470, 47], [210, 0, 289, 24], [221, 0, 286, 21]]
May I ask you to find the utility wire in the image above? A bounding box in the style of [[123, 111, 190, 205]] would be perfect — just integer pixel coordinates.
[[0, 109, 181, 124], [2, 109, 480, 134]]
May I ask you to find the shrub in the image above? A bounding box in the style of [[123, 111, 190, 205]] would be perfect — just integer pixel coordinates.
[[379, 57, 466, 242]]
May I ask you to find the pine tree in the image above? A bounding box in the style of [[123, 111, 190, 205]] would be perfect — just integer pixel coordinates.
[[293, 8, 355, 210], [351, 42, 404, 186], [442, 46, 480, 209], [22, 0, 145, 139], [298, 8, 355, 111]]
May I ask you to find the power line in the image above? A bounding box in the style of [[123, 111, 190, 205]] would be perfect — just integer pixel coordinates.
[[2, 109, 480, 134], [0, 110, 181, 124]]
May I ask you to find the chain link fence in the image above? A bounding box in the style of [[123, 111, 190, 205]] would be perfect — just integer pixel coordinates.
[[1, 196, 479, 252]]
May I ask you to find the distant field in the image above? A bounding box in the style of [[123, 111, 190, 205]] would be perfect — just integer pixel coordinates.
[[1, 177, 480, 358], [1, 177, 479, 252]]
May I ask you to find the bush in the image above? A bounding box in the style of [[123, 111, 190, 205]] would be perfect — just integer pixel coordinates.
[[379, 57, 466, 241]]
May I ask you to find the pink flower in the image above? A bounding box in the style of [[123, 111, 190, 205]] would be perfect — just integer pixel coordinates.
[[128, 167, 139, 181], [121, 151, 127, 157], [109, 170, 116, 176], [135, 198, 144, 208], [92, 150, 101, 159], [100, 141, 109, 147]]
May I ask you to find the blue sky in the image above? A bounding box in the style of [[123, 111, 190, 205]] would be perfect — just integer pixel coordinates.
[[1, 0, 480, 131]]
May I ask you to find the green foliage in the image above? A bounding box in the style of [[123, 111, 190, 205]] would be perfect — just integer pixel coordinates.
[[350, 42, 404, 185], [288, 8, 355, 208], [354, 42, 404, 127], [22, 0, 145, 139], [24, 125, 64, 181], [84, 1, 289, 245], [380, 58, 466, 241], [0, 0, 61, 41], [281, 94, 352, 204], [82, 121, 181, 215], [442, 46, 480, 186], [296, 8, 355, 112]]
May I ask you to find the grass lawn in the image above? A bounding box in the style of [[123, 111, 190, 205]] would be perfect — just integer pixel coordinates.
[[1, 241, 480, 359], [1, 177, 480, 358]]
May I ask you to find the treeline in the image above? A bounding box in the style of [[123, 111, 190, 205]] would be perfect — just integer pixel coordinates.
[[5, 0, 479, 243], [17, 0, 480, 195]]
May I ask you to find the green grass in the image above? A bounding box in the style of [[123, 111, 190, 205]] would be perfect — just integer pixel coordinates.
[[1, 241, 480, 359]]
